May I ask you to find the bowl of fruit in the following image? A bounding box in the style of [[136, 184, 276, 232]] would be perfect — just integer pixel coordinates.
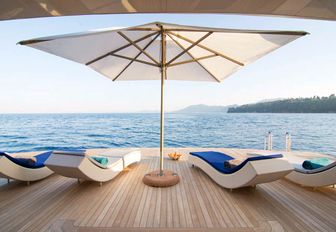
[[168, 152, 182, 161]]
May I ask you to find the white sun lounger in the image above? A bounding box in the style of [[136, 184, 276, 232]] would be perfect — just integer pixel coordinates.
[[189, 151, 293, 190], [285, 160, 336, 187], [0, 151, 54, 185], [44, 149, 141, 185]]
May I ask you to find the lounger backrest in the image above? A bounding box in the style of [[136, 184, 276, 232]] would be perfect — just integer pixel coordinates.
[[0, 151, 52, 169]]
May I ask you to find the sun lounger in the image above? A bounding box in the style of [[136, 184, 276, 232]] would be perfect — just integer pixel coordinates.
[[0, 151, 53, 184], [285, 159, 336, 187], [44, 149, 141, 185], [189, 151, 293, 189]]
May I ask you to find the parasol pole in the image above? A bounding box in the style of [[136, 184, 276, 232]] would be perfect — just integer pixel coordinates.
[[159, 26, 166, 176], [143, 24, 179, 187]]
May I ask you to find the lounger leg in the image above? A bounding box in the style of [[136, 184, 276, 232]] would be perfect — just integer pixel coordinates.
[[230, 189, 233, 192], [77, 179, 80, 184], [26, 181, 30, 186], [99, 182, 103, 187], [7, 179, 10, 184]]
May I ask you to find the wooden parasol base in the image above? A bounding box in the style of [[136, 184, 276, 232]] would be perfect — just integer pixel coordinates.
[[143, 170, 180, 187]]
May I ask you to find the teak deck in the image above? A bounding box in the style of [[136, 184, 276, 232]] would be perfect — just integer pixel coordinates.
[[0, 148, 335, 232]]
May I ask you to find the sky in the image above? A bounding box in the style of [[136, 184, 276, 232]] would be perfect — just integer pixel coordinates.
[[0, 14, 335, 113]]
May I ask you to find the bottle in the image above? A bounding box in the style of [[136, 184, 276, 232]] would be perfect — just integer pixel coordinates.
[[285, 132, 291, 151]]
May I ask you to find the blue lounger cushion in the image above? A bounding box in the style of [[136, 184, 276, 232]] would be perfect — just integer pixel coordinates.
[[190, 151, 283, 174], [0, 151, 52, 169]]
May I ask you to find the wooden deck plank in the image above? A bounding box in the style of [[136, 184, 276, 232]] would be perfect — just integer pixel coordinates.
[[196, 166, 225, 227], [0, 148, 335, 232], [78, 174, 123, 226], [102, 164, 142, 227], [42, 181, 97, 231], [145, 171, 158, 227], [184, 163, 213, 227], [121, 160, 149, 227], [176, 161, 193, 227], [2, 179, 74, 231], [179, 161, 203, 228], [21, 182, 82, 232], [132, 157, 155, 227], [260, 183, 317, 231], [197, 167, 233, 228], [70, 182, 108, 226], [0, 177, 69, 228], [165, 165, 174, 228], [168, 161, 181, 228], [111, 164, 147, 227], [159, 181, 167, 228], [265, 183, 334, 232]]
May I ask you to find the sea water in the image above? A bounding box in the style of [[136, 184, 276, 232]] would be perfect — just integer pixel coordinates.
[[0, 113, 335, 156]]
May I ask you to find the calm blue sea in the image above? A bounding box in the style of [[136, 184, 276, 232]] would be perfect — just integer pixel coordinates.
[[0, 113, 335, 156]]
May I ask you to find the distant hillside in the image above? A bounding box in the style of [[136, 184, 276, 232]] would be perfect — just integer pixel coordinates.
[[257, 98, 284, 103], [228, 95, 336, 113], [173, 104, 235, 114]]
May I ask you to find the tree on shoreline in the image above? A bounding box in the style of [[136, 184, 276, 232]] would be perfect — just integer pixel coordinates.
[[228, 94, 336, 113]]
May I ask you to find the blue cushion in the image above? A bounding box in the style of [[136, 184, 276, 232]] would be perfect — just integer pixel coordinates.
[[34, 151, 53, 167], [302, 158, 332, 170], [190, 151, 233, 173], [190, 151, 283, 174], [92, 156, 109, 166], [0, 151, 52, 169], [15, 158, 36, 167]]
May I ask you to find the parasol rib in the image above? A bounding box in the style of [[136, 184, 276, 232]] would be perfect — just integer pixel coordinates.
[[118, 31, 160, 65], [166, 32, 212, 66], [168, 54, 218, 67], [168, 32, 244, 66], [167, 33, 221, 83], [86, 31, 158, 65], [112, 32, 160, 81]]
